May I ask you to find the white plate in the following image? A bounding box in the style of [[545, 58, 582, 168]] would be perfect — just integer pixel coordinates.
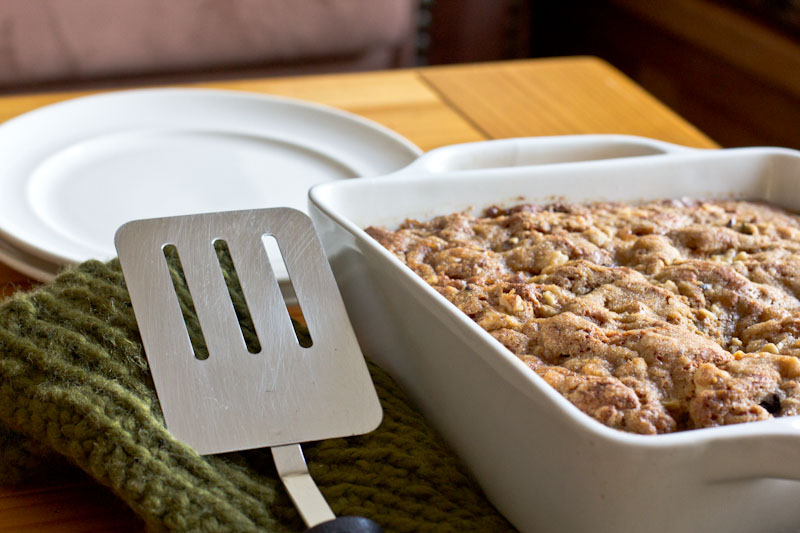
[[0, 88, 421, 281]]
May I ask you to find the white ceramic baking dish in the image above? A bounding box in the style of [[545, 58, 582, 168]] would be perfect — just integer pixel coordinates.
[[308, 135, 800, 533]]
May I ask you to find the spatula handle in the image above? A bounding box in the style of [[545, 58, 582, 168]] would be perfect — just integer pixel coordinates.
[[305, 516, 383, 532], [274, 444, 383, 532]]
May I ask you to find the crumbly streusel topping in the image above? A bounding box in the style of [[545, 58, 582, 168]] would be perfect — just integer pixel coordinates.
[[366, 199, 800, 434]]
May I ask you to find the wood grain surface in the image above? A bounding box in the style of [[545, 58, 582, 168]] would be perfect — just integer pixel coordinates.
[[420, 57, 716, 147], [0, 57, 717, 531]]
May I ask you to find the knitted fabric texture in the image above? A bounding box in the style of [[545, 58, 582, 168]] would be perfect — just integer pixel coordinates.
[[0, 259, 514, 532]]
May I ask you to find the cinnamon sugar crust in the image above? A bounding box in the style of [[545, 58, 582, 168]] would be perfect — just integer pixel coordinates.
[[366, 199, 800, 434]]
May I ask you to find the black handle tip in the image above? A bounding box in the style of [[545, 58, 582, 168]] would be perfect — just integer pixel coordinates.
[[305, 516, 383, 533]]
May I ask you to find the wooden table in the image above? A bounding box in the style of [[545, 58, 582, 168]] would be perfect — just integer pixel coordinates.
[[0, 57, 716, 531]]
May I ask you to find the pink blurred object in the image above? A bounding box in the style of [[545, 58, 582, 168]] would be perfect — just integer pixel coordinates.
[[0, 0, 417, 89]]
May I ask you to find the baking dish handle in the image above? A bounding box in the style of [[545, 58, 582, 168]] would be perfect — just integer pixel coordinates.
[[705, 418, 800, 483], [390, 134, 700, 177]]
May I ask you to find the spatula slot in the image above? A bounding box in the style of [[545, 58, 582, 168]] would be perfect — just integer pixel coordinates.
[[263, 234, 313, 348], [162, 243, 210, 360], [212, 239, 263, 354]]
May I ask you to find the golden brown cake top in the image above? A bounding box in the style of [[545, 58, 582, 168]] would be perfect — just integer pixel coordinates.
[[367, 199, 800, 434]]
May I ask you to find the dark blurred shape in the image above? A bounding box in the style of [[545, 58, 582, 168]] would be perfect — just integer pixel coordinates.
[[420, 0, 532, 65], [723, 0, 800, 37], [530, 0, 800, 150]]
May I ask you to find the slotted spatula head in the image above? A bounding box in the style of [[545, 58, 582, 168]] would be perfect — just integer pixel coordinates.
[[115, 207, 382, 455]]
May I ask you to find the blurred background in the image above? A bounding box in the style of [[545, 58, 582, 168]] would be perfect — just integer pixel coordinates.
[[0, 0, 797, 149]]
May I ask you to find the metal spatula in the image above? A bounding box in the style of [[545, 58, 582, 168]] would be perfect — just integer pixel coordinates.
[[115, 208, 383, 532]]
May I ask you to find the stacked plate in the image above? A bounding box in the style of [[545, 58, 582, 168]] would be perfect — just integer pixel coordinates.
[[0, 88, 421, 282]]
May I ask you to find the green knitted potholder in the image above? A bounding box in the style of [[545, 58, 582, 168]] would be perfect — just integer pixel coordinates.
[[0, 260, 514, 532]]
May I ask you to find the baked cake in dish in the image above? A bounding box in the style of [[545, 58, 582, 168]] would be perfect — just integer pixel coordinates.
[[366, 199, 800, 434]]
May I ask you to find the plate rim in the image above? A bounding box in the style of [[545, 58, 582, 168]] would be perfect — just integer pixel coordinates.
[[0, 87, 422, 275]]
